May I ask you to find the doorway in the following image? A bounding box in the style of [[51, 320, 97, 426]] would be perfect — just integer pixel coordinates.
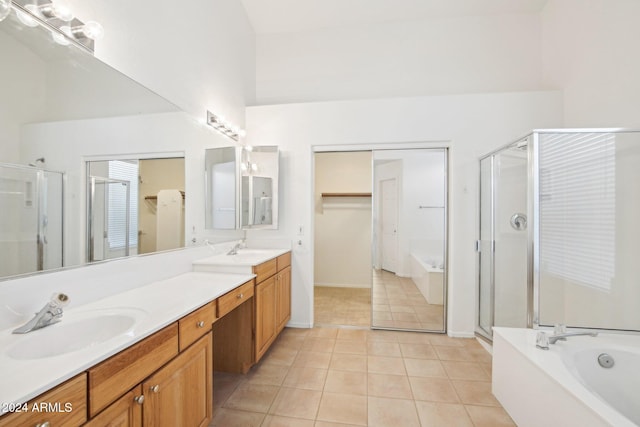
[[380, 178, 398, 272]]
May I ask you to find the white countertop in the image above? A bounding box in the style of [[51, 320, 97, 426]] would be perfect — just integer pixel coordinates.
[[0, 271, 255, 411], [192, 248, 290, 274]]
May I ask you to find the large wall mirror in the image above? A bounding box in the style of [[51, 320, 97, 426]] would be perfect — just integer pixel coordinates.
[[205, 146, 279, 230], [0, 5, 210, 279]]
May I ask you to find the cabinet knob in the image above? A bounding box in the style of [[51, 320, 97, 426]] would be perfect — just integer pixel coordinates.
[[150, 385, 160, 393], [196, 321, 205, 328], [35, 422, 50, 427], [134, 395, 145, 405], [237, 293, 244, 299]]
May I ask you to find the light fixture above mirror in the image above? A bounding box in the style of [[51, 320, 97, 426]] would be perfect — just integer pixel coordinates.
[[11, 0, 103, 52]]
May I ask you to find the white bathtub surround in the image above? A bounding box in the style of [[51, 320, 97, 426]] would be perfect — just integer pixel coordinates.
[[410, 252, 444, 305], [492, 327, 639, 427]]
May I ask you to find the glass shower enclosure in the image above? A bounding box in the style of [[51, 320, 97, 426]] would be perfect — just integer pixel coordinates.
[[0, 163, 64, 278], [478, 129, 640, 340]]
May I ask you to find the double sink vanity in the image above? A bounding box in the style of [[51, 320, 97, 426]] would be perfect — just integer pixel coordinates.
[[0, 247, 291, 427]]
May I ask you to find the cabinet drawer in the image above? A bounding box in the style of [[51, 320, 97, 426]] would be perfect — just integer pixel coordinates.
[[253, 259, 277, 283], [88, 323, 179, 417], [276, 252, 291, 271], [218, 280, 254, 317], [0, 374, 87, 427], [179, 301, 216, 351]]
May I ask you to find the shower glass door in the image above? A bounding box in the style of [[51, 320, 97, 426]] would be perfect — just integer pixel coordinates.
[[477, 140, 529, 340], [0, 163, 64, 278]]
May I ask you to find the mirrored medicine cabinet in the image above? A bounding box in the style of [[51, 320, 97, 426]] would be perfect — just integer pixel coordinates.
[[205, 146, 279, 230]]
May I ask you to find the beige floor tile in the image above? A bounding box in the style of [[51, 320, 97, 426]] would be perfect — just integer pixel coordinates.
[[273, 336, 306, 351], [246, 363, 290, 386], [367, 396, 420, 427], [213, 373, 243, 408], [399, 343, 438, 359], [308, 328, 339, 338], [367, 330, 398, 342], [433, 346, 476, 362], [302, 338, 336, 353], [282, 367, 327, 391], [269, 387, 322, 420], [210, 408, 265, 427], [372, 312, 393, 321], [333, 340, 367, 355], [391, 312, 420, 322], [367, 373, 413, 399], [465, 405, 517, 427], [404, 358, 447, 378], [262, 347, 299, 367], [329, 353, 367, 372], [367, 356, 406, 375], [415, 401, 474, 427], [372, 304, 390, 312], [261, 415, 315, 427], [324, 370, 367, 395], [441, 361, 491, 381], [367, 341, 401, 357], [316, 392, 368, 426], [293, 351, 332, 369], [314, 422, 362, 427], [389, 305, 415, 314], [224, 383, 280, 413], [428, 335, 466, 347], [451, 380, 500, 406], [336, 329, 368, 341], [409, 377, 459, 403], [395, 332, 432, 344]]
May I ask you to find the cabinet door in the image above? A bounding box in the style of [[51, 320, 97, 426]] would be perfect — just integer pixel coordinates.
[[84, 385, 142, 427], [142, 332, 213, 427], [255, 276, 277, 361], [276, 266, 291, 332]]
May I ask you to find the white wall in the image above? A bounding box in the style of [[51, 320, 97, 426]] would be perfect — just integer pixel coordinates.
[[246, 91, 563, 333], [314, 152, 372, 288], [67, 0, 256, 127], [542, 0, 640, 127], [256, 13, 544, 105]]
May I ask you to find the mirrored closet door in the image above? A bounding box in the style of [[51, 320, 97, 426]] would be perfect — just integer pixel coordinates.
[[371, 148, 448, 333]]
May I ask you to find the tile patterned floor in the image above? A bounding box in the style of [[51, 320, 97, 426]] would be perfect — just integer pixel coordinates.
[[372, 270, 444, 331], [314, 286, 371, 327], [210, 327, 516, 427], [314, 270, 444, 331]]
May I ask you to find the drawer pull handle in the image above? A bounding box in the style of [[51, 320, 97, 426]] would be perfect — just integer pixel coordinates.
[[134, 395, 145, 405], [36, 422, 50, 427], [150, 385, 160, 393], [237, 293, 244, 299], [197, 321, 205, 328]]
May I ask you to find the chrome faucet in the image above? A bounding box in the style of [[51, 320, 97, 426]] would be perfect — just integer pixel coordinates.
[[536, 324, 598, 350], [12, 293, 70, 334], [226, 238, 246, 255]]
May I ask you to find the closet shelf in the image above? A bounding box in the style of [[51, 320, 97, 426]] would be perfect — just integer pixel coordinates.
[[321, 192, 371, 198], [144, 190, 185, 201]]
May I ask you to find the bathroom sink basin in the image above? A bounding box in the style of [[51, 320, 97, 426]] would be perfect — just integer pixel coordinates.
[[7, 309, 145, 360], [230, 248, 274, 256]]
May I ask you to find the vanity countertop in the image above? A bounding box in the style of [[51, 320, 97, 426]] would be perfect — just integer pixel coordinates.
[[192, 247, 290, 274], [0, 271, 255, 412]]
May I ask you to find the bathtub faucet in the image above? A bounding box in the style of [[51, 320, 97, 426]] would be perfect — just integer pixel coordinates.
[[536, 328, 598, 350]]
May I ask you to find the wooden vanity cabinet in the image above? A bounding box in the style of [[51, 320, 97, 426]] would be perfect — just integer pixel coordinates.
[[142, 332, 213, 427], [254, 252, 292, 362], [0, 374, 87, 427], [84, 386, 142, 427]]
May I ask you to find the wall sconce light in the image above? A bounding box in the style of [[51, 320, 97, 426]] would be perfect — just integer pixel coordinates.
[[0, 0, 12, 21], [206, 110, 246, 142], [11, 0, 104, 52]]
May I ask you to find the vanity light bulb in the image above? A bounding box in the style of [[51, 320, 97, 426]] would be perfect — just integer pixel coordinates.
[[238, 129, 247, 138], [0, 0, 11, 23], [82, 21, 104, 40], [51, 28, 71, 45], [17, 5, 40, 27], [251, 163, 258, 172], [240, 163, 248, 171], [51, 0, 74, 21]]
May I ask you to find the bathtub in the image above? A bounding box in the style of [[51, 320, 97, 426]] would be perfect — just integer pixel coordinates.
[[493, 327, 640, 427], [409, 253, 444, 305]]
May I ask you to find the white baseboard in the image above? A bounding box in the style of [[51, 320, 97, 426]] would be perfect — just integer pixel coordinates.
[[285, 322, 313, 329], [447, 330, 476, 338]]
